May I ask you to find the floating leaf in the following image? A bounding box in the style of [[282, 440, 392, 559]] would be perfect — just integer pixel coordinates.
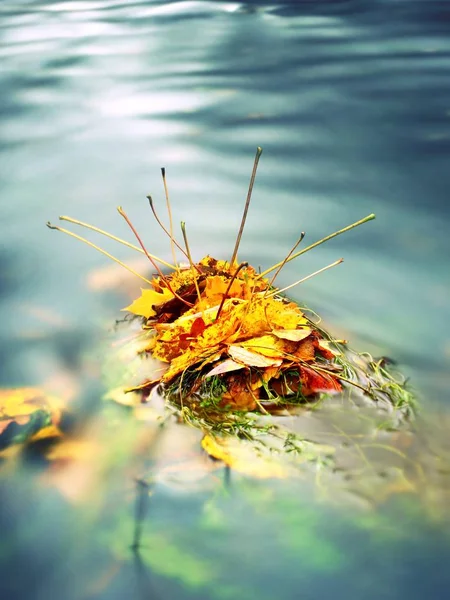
[[202, 434, 291, 479], [103, 386, 141, 406], [0, 387, 63, 449], [123, 287, 174, 318]]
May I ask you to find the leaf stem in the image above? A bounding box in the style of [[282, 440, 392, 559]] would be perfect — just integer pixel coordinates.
[[267, 231, 305, 290], [216, 262, 248, 319], [181, 221, 202, 304], [148, 196, 201, 272], [117, 207, 193, 307], [266, 258, 343, 297], [46, 222, 153, 285], [59, 215, 175, 269], [230, 146, 263, 266], [161, 168, 178, 268], [260, 214, 375, 277]]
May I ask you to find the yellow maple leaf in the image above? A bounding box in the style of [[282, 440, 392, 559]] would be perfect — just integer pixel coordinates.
[[123, 287, 174, 318]]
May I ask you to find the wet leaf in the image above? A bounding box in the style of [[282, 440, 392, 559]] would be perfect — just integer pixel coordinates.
[[46, 439, 97, 462], [123, 287, 174, 318], [0, 388, 63, 449], [228, 345, 283, 368], [190, 316, 206, 338], [317, 340, 342, 356], [103, 386, 141, 407], [221, 373, 260, 410], [300, 366, 342, 395], [240, 334, 286, 359], [205, 359, 244, 378], [272, 327, 312, 342], [202, 434, 291, 479]]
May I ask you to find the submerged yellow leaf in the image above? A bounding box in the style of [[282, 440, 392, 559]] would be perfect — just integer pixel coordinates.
[[202, 434, 290, 479], [29, 424, 62, 442], [123, 287, 174, 318], [0, 387, 64, 447], [46, 439, 98, 461]]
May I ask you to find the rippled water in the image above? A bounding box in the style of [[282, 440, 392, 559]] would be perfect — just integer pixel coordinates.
[[1, 0, 450, 598]]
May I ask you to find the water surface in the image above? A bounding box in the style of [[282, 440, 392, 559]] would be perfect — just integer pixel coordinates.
[[1, 0, 450, 598]]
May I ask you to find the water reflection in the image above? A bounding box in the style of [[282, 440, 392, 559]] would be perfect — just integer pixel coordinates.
[[1, 0, 450, 598]]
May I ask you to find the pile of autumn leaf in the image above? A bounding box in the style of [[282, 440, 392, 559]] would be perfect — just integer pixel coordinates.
[[124, 256, 341, 411]]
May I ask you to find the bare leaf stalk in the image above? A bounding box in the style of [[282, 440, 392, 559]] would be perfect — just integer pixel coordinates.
[[161, 168, 178, 269], [117, 207, 193, 307], [266, 258, 343, 297], [260, 214, 375, 277], [181, 221, 202, 304], [266, 231, 305, 291], [216, 262, 249, 320], [59, 215, 175, 269], [46, 222, 153, 285], [230, 146, 263, 266], [148, 196, 201, 273]]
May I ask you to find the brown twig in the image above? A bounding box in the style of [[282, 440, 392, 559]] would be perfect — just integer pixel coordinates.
[[46, 222, 153, 285], [181, 221, 202, 304], [230, 147, 263, 266], [267, 231, 305, 290], [266, 259, 343, 297], [216, 262, 249, 319], [161, 168, 178, 268], [117, 206, 193, 307], [260, 214, 375, 277]]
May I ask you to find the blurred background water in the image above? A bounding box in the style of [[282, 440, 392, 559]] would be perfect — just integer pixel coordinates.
[[1, 0, 450, 599]]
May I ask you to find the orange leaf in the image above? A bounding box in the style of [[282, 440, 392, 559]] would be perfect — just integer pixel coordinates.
[[300, 365, 342, 395]]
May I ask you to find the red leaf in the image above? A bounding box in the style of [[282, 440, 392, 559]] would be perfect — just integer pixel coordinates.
[[300, 365, 341, 395], [190, 317, 206, 338]]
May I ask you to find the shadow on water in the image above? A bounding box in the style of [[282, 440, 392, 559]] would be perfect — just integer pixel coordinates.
[[1, 0, 450, 598]]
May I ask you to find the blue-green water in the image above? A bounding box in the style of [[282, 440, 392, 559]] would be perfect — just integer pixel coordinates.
[[1, 1, 450, 598]]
